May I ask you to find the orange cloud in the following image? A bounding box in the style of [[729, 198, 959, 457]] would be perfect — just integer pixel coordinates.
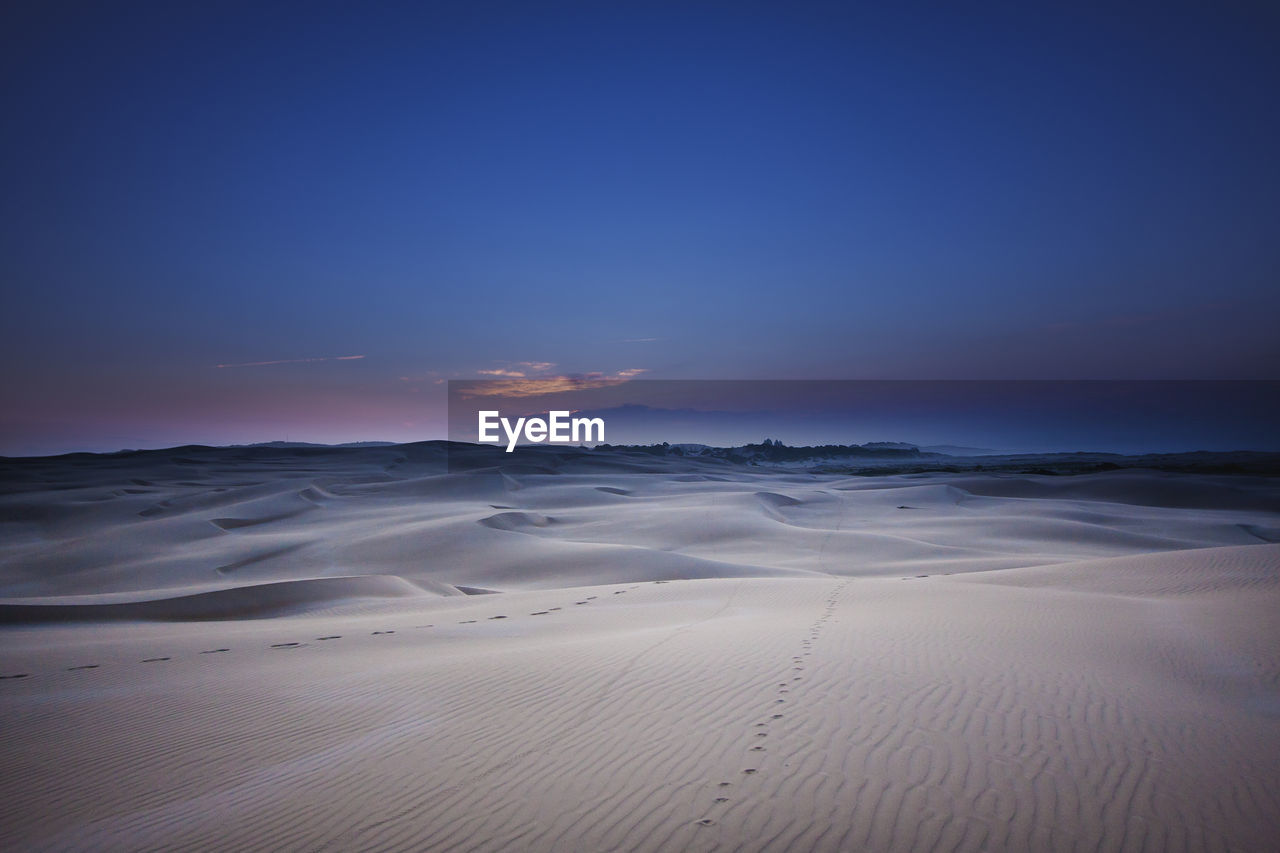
[[458, 369, 648, 398], [474, 361, 557, 379]]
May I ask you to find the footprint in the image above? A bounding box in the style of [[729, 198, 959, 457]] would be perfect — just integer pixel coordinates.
[[271, 642, 300, 648], [317, 636, 342, 641], [586, 596, 597, 600], [459, 620, 477, 624], [531, 611, 549, 616], [415, 625, 435, 629], [775, 699, 785, 704], [750, 746, 766, 752], [548, 607, 561, 611], [695, 819, 715, 827], [613, 591, 626, 595], [575, 601, 589, 605], [743, 768, 758, 775], [489, 615, 507, 620], [201, 648, 230, 654], [67, 665, 99, 671], [372, 630, 395, 635], [714, 796, 729, 803], [756, 733, 768, 738], [142, 657, 170, 663], [717, 781, 732, 787], [771, 714, 783, 719], [1, 673, 30, 680]]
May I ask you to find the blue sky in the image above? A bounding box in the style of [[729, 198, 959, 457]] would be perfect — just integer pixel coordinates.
[[2, 2, 1278, 454]]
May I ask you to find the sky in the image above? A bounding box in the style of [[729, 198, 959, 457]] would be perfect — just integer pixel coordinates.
[[2, 1, 1278, 455]]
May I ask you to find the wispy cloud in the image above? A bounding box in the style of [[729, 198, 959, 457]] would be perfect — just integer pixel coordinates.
[[621, 337, 661, 343], [216, 355, 365, 368]]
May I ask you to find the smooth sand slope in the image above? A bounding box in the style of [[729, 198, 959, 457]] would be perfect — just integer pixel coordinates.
[[1, 444, 1277, 851]]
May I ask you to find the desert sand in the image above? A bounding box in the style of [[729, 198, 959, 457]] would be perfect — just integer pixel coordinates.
[[1, 443, 1278, 851]]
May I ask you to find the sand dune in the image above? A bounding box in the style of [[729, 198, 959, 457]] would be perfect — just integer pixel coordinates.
[[1, 445, 1278, 850], [0, 574, 433, 624]]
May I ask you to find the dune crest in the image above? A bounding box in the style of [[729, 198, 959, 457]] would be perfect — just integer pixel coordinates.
[[1, 445, 1277, 850], [0, 575, 429, 623]]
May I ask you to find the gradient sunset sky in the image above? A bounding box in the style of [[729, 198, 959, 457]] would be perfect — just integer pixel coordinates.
[[2, 2, 1277, 455]]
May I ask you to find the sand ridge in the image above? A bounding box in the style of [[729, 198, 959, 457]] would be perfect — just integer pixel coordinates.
[[1, 445, 1278, 850]]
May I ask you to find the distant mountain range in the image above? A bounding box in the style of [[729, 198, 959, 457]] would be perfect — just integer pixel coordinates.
[[219, 439, 999, 457], [233, 440, 400, 449], [594, 439, 997, 463]]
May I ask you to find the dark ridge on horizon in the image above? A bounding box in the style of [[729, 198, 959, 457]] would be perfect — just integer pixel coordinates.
[[4, 439, 1280, 479], [575, 440, 1280, 477], [238, 440, 400, 449], [0, 440, 426, 462]]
